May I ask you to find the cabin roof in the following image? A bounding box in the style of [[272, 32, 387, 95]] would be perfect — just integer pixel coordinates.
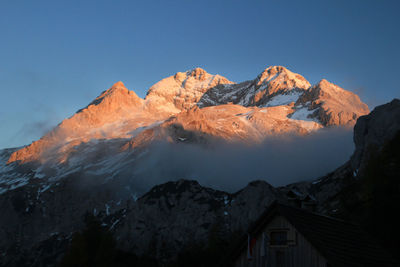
[[226, 202, 399, 267]]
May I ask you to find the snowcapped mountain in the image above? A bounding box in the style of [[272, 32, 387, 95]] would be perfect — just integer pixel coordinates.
[[1, 66, 369, 197]]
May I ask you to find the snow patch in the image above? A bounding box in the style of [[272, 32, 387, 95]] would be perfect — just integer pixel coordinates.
[[263, 91, 302, 107], [290, 107, 317, 122]]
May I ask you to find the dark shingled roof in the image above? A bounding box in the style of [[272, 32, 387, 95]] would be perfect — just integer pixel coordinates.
[[226, 202, 399, 267]]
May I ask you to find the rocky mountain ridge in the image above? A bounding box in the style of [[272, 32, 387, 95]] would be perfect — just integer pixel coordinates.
[[0, 176, 282, 266], [5, 66, 367, 167]]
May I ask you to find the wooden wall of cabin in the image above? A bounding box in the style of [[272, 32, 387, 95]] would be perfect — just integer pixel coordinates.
[[233, 215, 327, 267]]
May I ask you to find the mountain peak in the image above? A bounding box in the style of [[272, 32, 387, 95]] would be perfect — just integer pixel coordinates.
[[111, 81, 126, 89], [173, 67, 210, 82], [316, 79, 333, 87], [197, 66, 312, 107], [172, 68, 209, 82], [188, 67, 207, 77], [146, 68, 234, 112], [260, 65, 288, 75], [258, 66, 295, 78], [314, 79, 349, 95], [7, 81, 145, 164], [256, 66, 311, 90], [88, 81, 137, 106], [298, 79, 369, 126], [75, 81, 142, 116]]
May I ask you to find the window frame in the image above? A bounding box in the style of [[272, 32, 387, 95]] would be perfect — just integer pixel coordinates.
[[269, 229, 289, 247]]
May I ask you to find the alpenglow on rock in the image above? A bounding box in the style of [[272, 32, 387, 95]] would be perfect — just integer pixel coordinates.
[[3, 66, 368, 193], [145, 67, 234, 113], [198, 66, 311, 107]]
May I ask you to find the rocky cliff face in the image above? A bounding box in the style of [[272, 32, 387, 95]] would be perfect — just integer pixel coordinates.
[[351, 99, 400, 173]]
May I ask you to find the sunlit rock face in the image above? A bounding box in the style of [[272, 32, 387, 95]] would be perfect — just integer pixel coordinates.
[[297, 79, 370, 126], [4, 66, 368, 189], [198, 66, 311, 107], [145, 67, 234, 113], [7, 81, 149, 164]]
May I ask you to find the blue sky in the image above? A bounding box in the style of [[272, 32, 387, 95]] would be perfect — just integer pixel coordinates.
[[1, 0, 399, 149]]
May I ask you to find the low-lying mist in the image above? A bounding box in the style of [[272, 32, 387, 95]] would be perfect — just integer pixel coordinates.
[[132, 127, 354, 193]]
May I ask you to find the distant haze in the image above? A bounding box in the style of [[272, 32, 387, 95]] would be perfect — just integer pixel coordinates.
[[132, 127, 354, 192]]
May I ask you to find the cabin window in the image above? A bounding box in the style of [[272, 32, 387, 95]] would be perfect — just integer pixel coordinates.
[[270, 231, 288, 245]]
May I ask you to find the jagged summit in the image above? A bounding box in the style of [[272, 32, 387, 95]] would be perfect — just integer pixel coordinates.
[[257, 66, 288, 81], [186, 67, 208, 78], [172, 67, 216, 83], [197, 65, 311, 107], [145, 68, 234, 112], [255, 65, 301, 82], [112, 81, 126, 88], [147, 66, 310, 112], [94, 81, 129, 98], [77, 81, 142, 113], [256, 66, 311, 90]]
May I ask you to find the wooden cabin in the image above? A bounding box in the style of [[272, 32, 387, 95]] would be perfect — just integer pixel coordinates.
[[225, 202, 399, 267]]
